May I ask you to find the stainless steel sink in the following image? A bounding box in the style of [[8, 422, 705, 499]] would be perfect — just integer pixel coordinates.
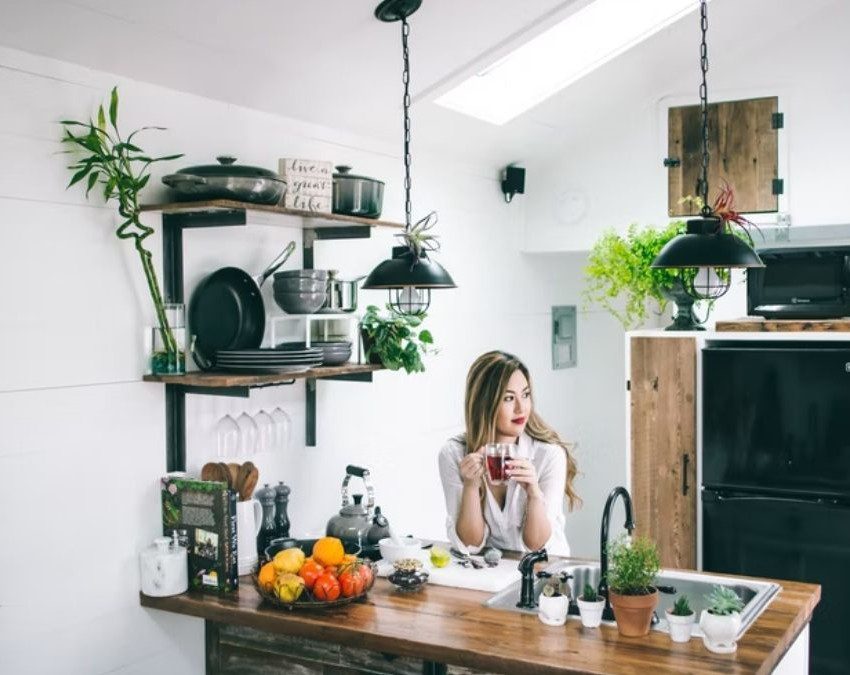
[[484, 562, 780, 638]]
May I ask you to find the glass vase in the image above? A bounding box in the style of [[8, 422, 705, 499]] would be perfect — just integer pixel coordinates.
[[146, 303, 187, 375]]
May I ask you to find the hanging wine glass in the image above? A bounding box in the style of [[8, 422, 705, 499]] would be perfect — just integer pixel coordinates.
[[253, 409, 275, 454], [215, 414, 239, 459], [236, 412, 259, 457], [271, 407, 292, 451]]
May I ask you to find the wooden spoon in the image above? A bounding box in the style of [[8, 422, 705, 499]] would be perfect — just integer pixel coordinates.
[[227, 462, 241, 489], [200, 462, 219, 482], [238, 461, 259, 501]]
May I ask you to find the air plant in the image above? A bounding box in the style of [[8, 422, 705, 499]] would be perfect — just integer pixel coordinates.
[[681, 180, 762, 243], [395, 210, 440, 262]]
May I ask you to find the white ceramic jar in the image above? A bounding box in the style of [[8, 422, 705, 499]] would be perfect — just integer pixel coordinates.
[[699, 609, 742, 654], [140, 534, 189, 597]]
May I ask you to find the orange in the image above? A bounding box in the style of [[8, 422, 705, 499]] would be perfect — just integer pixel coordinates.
[[257, 562, 276, 591], [312, 537, 345, 567]]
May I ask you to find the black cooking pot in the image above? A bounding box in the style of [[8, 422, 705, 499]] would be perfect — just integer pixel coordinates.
[[332, 165, 384, 218], [163, 156, 286, 204]]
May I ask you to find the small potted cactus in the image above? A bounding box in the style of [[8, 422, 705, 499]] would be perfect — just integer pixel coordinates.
[[537, 573, 571, 626], [577, 583, 606, 628], [666, 595, 695, 643], [700, 585, 744, 654]]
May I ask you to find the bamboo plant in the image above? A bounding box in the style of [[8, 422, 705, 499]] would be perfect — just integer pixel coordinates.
[[60, 87, 183, 371]]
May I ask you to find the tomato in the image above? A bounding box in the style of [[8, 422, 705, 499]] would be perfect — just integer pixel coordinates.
[[312, 572, 341, 601], [338, 569, 365, 598], [298, 560, 325, 590], [356, 561, 374, 590]]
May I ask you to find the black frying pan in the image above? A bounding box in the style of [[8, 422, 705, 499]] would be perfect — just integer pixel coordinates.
[[190, 242, 296, 370]]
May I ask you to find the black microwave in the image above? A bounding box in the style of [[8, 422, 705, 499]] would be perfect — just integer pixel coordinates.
[[747, 245, 850, 319]]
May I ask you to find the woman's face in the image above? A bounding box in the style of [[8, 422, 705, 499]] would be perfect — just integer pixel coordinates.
[[494, 369, 532, 441]]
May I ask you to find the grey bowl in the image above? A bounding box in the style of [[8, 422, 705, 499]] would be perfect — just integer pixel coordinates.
[[273, 290, 327, 314], [321, 349, 352, 366], [273, 269, 329, 281], [273, 277, 327, 293]]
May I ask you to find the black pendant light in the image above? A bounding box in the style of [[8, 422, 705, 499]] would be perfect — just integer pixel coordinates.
[[652, 0, 763, 301], [363, 0, 456, 316]]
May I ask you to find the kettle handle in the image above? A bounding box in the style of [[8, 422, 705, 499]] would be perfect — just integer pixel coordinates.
[[341, 465, 375, 511]]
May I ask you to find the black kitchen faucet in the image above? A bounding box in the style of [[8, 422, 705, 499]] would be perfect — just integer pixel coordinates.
[[516, 548, 548, 609], [598, 486, 635, 621]]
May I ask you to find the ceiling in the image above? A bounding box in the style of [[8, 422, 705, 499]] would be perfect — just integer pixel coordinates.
[[0, 0, 839, 165]]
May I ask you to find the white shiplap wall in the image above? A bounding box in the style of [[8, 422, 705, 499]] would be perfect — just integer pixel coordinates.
[[0, 46, 623, 673]]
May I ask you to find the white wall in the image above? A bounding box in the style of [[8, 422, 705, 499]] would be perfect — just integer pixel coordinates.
[[0, 45, 618, 674]]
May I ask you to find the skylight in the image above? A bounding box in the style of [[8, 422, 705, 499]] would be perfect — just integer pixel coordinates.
[[434, 0, 701, 125]]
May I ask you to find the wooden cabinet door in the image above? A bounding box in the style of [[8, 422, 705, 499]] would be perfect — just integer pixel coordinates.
[[667, 96, 779, 216], [630, 337, 697, 569]]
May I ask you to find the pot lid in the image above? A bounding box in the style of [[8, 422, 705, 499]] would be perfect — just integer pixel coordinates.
[[177, 156, 282, 180], [334, 165, 385, 185]]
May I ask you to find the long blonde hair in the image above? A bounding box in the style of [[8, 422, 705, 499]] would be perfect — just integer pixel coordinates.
[[461, 350, 581, 511]]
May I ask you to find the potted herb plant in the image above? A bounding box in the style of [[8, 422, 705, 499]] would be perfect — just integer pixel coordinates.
[[577, 583, 606, 628], [583, 221, 692, 330], [666, 595, 696, 643], [537, 574, 570, 626], [359, 304, 434, 374], [61, 87, 184, 374], [700, 585, 744, 654], [606, 534, 661, 637]]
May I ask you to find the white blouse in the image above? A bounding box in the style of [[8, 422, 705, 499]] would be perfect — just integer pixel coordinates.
[[438, 432, 570, 557]]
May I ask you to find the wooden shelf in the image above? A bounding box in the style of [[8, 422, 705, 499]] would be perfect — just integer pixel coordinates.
[[140, 199, 404, 230], [144, 363, 383, 388], [716, 317, 850, 332]]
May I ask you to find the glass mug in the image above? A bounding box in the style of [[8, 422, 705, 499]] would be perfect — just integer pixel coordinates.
[[485, 443, 516, 485]]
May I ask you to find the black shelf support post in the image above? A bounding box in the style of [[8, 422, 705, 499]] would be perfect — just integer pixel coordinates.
[[163, 214, 187, 472]]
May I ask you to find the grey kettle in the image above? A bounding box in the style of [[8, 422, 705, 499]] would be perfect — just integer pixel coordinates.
[[325, 465, 391, 554]]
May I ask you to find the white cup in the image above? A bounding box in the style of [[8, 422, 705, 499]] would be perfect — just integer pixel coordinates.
[[236, 500, 262, 576]]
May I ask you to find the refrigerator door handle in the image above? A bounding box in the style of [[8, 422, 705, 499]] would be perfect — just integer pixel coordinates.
[[714, 493, 845, 507]]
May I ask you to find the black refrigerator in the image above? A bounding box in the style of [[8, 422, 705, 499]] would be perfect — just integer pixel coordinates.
[[702, 341, 850, 675]]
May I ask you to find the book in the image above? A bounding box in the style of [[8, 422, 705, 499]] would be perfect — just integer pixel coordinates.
[[161, 476, 238, 593]]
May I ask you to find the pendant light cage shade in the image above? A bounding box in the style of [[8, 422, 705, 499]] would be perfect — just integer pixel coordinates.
[[684, 267, 732, 300], [362, 247, 456, 290], [389, 287, 431, 316]]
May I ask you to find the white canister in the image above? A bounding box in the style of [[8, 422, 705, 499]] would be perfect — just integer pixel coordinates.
[[140, 534, 189, 597]]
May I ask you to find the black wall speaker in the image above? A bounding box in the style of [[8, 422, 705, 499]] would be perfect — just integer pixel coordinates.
[[501, 166, 525, 203]]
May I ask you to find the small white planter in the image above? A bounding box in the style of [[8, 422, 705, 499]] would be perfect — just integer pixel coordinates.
[[577, 598, 606, 628], [699, 609, 742, 654], [538, 594, 570, 626], [666, 609, 695, 643]]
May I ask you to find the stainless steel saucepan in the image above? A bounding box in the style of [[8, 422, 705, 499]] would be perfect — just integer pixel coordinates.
[[320, 270, 366, 313]]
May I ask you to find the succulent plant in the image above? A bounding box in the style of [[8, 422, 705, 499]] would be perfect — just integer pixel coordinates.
[[581, 583, 600, 602], [671, 595, 693, 616], [704, 585, 744, 616]]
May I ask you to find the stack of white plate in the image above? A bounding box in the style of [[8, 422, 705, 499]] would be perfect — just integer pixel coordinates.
[[216, 347, 323, 373]]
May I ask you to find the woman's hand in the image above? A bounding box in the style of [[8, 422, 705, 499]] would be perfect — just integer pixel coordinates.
[[507, 458, 543, 499], [460, 447, 486, 487]]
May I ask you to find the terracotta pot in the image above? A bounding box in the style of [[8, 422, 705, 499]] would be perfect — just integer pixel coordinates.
[[609, 588, 659, 637]]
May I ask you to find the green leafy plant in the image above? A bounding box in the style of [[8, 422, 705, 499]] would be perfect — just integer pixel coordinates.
[[704, 585, 744, 616], [671, 595, 693, 616], [359, 304, 434, 374], [606, 534, 661, 596], [583, 221, 687, 329], [581, 583, 600, 602], [60, 87, 183, 366]]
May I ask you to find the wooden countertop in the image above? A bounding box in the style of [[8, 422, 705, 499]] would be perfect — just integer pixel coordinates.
[[140, 566, 820, 675]]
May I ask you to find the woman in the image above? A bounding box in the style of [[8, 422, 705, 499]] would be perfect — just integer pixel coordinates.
[[438, 351, 580, 556]]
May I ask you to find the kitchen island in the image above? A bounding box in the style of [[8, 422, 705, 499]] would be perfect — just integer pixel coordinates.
[[140, 566, 819, 675]]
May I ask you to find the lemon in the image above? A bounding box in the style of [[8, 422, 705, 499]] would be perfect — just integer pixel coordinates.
[[430, 547, 451, 568], [274, 573, 305, 603], [273, 548, 306, 574]]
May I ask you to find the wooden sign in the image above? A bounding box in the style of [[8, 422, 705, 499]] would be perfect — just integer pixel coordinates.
[[278, 158, 332, 212]]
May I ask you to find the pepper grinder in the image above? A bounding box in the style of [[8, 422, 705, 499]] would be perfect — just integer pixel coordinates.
[[256, 483, 277, 559], [275, 481, 291, 538]]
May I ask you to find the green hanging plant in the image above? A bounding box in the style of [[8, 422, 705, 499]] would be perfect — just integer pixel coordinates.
[[583, 221, 688, 330], [60, 87, 184, 370], [359, 304, 435, 374]]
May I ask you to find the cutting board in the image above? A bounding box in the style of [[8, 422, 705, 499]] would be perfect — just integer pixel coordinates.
[[377, 558, 521, 593]]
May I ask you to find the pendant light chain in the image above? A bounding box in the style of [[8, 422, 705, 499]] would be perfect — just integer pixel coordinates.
[[698, 0, 711, 217], [401, 17, 413, 232]]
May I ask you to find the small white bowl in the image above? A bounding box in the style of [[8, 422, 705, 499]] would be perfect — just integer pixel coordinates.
[[378, 537, 426, 564]]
